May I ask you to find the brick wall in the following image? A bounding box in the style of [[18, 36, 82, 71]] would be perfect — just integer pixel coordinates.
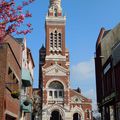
[[0, 44, 7, 120], [0, 35, 22, 120]]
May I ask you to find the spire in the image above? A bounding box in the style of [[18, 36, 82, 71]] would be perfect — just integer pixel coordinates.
[[48, 0, 62, 17], [50, 0, 61, 8]]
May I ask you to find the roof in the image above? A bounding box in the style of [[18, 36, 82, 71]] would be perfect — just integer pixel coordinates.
[[70, 89, 92, 103], [27, 48, 35, 67]]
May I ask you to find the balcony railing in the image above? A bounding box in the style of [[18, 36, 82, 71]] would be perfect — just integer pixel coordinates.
[[21, 94, 33, 113]]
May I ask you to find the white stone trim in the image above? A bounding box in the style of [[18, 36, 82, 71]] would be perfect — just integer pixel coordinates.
[[71, 106, 85, 120], [5, 110, 18, 118], [43, 63, 68, 77], [46, 54, 66, 61], [46, 78, 67, 90]]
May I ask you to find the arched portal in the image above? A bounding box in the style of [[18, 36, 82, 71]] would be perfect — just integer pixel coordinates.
[[50, 110, 63, 120], [73, 113, 81, 120]]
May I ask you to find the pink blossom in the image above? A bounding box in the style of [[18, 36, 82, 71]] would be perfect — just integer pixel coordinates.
[[22, 1, 28, 6], [0, 0, 35, 41], [17, 6, 22, 11], [27, 23, 31, 27], [25, 11, 32, 17]]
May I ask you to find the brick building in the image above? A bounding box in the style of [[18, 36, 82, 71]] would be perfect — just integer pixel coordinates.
[[20, 38, 35, 120], [95, 23, 120, 120], [0, 35, 35, 120], [38, 0, 93, 120], [0, 35, 22, 120]]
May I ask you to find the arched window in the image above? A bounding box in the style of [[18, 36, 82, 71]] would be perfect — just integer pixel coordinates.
[[54, 30, 57, 48], [49, 30, 62, 52], [50, 32, 53, 48], [58, 33, 62, 48], [54, 8, 57, 17], [73, 113, 81, 120], [50, 110, 63, 120], [48, 81, 64, 101], [86, 110, 90, 119], [49, 81, 63, 89]]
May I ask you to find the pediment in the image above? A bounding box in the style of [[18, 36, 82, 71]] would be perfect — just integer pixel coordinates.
[[71, 96, 83, 104], [44, 64, 68, 76]]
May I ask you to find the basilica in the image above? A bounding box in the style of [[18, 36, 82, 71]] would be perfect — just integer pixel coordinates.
[[37, 0, 92, 120]]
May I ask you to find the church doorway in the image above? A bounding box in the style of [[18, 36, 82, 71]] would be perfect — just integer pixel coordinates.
[[50, 110, 63, 120], [73, 113, 81, 120]]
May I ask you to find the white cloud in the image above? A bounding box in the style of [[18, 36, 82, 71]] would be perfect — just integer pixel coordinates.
[[71, 59, 98, 111], [71, 59, 95, 81], [83, 89, 97, 110], [83, 89, 95, 99]]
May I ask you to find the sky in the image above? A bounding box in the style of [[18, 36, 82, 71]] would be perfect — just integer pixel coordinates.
[[16, 0, 120, 110]]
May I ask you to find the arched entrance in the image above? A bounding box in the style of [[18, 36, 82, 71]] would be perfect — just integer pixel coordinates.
[[50, 110, 63, 120], [73, 113, 81, 120]]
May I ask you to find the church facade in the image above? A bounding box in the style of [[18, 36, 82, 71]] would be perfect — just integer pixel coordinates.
[[38, 0, 92, 120]]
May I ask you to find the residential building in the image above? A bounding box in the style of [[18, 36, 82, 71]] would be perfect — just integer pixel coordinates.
[[0, 35, 35, 120], [0, 35, 22, 120], [95, 23, 120, 120], [20, 38, 35, 120], [38, 0, 93, 120]]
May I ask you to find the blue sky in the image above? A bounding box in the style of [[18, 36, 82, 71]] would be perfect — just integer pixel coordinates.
[[17, 0, 120, 110]]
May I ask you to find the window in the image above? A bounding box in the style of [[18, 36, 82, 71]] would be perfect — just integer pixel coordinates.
[[86, 110, 90, 119], [50, 33, 53, 48], [49, 91, 52, 97], [48, 81, 64, 101], [54, 8, 57, 17], [49, 30, 62, 52], [54, 91, 57, 98], [58, 33, 62, 48], [59, 91, 63, 97], [49, 81, 64, 89]]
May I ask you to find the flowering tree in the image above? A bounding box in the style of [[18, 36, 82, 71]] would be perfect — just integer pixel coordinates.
[[0, 0, 35, 42]]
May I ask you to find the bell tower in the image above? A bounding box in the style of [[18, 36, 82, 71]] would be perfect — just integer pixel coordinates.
[[45, 0, 66, 56], [38, 0, 92, 120], [39, 0, 70, 120]]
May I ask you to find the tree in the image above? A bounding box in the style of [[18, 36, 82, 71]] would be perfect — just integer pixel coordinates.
[[0, 0, 35, 42]]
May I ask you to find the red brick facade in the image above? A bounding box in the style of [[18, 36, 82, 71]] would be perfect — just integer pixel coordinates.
[[0, 35, 22, 120]]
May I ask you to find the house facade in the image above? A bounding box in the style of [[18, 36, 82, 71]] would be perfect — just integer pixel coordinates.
[[95, 23, 120, 120], [0, 35, 22, 120], [0, 35, 35, 120]]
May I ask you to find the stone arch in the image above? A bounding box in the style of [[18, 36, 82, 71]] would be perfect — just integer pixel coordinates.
[[73, 113, 81, 120], [46, 78, 67, 90], [48, 105, 65, 120], [72, 106, 84, 120]]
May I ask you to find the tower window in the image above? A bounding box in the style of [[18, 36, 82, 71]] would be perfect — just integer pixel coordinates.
[[58, 33, 62, 48], [49, 30, 62, 51], [54, 8, 57, 17], [50, 32, 53, 48]]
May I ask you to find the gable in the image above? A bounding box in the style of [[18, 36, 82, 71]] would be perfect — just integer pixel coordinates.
[[71, 96, 83, 104], [70, 89, 92, 103], [43, 64, 68, 76]]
